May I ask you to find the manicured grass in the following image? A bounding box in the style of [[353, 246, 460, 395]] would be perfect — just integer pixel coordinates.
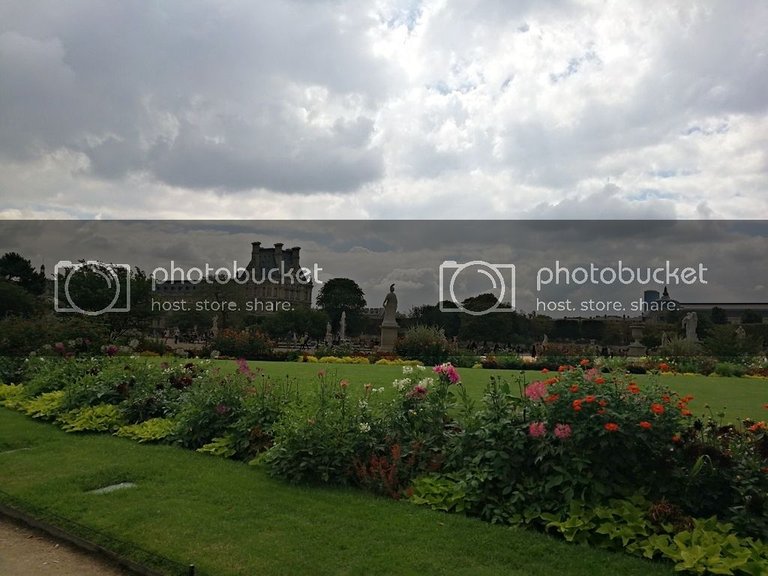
[[0, 408, 674, 576], [246, 361, 768, 421]]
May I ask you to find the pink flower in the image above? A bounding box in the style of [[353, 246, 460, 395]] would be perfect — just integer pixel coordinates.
[[554, 423, 572, 439], [524, 380, 548, 401], [236, 358, 253, 378], [583, 368, 600, 382], [528, 421, 547, 438], [407, 385, 428, 399], [215, 403, 231, 415], [433, 363, 461, 384]]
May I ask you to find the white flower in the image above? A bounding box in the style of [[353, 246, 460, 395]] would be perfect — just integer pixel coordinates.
[[359, 422, 371, 433], [402, 365, 413, 374], [374, 387, 384, 394], [416, 364, 426, 371], [418, 377, 434, 388], [358, 399, 368, 409], [392, 378, 408, 391]]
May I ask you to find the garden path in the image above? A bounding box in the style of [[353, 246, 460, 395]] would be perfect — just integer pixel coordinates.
[[0, 516, 131, 576]]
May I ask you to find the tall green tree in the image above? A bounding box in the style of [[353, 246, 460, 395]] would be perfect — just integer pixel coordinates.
[[0, 252, 46, 295], [741, 309, 763, 324], [315, 278, 366, 335], [0, 281, 40, 317], [710, 306, 728, 325], [55, 262, 153, 335]]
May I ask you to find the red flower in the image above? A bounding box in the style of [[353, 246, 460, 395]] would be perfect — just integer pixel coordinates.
[[545, 393, 560, 403], [661, 394, 671, 403], [749, 422, 767, 433], [659, 362, 670, 372], [598, 399, 608, 407], [597, 408, 606, 415], [604, 422, 619, 432], [579, 358, 590, 366], [572, 399, 583, 412], [638, 421, 652, 430], [569, 385, 580, 393], [541, 368, 550, 373], [627, 383, 640, 394], [558, 365, 567, 372], [681, 409, 692, 417], [594, 377, 606, 385], [584, 395, 596, 403], [671, 434, 682, 443], [651, 403, 665, 415]]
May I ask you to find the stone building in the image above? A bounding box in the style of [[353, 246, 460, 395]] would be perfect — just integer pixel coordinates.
[[152, 241, 313, 321], [242, 242, 313, 310]]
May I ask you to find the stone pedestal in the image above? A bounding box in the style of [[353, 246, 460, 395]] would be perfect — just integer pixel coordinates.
[[626, 324, 647, 357], [379, 321, 398, 353]]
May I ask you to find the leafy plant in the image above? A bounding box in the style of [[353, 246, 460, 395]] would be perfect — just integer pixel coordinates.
[[22, 390, 67, 419], [58, 404, 124, 432], [197, 435, 237, 458], [115, 418, 177, 443], [410, 474, 466, 513], [0, 383, 25, 409]]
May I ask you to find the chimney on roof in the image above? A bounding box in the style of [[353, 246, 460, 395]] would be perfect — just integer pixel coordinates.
[[274, 243, 283, 268], [251, 242, 261, 267]]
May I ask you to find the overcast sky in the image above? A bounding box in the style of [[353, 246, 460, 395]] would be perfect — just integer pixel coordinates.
[[2, 220, 766, 314], [0, 1, 766, 219]]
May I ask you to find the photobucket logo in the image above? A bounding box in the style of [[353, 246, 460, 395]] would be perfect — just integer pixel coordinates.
[[536, 260, 708, 291], [151, 260, 323, 290]]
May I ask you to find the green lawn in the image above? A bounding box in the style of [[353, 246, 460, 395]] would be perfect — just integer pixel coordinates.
[[0, 408, 674, 576], [246, 361, 768, 422]]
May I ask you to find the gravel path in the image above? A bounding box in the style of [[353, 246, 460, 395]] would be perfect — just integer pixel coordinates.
[[0, 516, 132, 576]]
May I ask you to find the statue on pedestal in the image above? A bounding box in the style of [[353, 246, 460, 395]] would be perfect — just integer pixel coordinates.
[[379, 283, 399, 352], [340, 311, 347, 341], [382, 284, 397, 325], [682, 312, 698, 342]]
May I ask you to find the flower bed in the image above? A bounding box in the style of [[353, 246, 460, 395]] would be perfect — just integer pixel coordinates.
[[1, 356, 767, 574]]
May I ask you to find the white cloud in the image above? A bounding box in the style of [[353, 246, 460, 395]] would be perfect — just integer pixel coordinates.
[[0, 0, 766, 218]]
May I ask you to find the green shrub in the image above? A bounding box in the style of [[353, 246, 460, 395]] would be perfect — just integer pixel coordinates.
[[395, 325, 452, 365], [211, 329, 273, 359], [172, 367, 250, 449], [263, 373, 379, 485], [714, 362, 747, 377], [0, 356, 26, 384], [226, 374, 299, 459]]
